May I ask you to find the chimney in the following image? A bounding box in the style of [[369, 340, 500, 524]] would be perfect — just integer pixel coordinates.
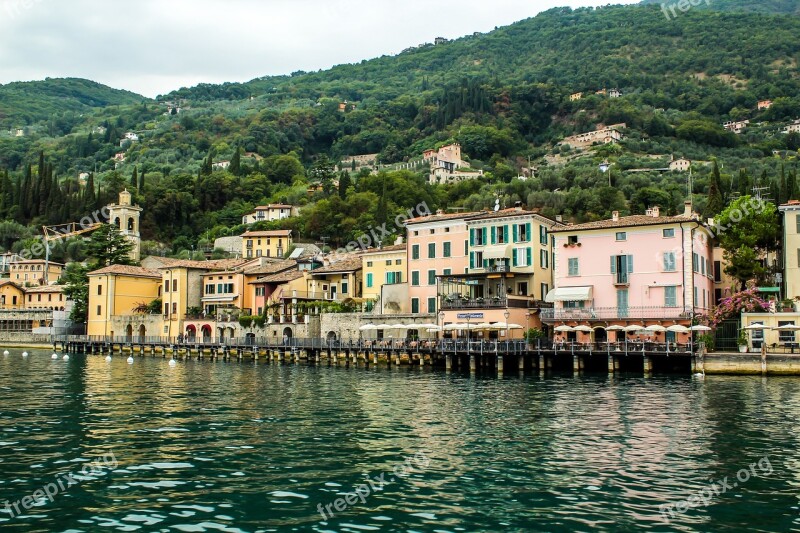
[[683, 201, 692, 217], [556, 215, 563, 223], [436, 209, 444, 216], [652, 206, 660, 218], [645, 208, 653, 217], [514, 201, 523, 211], [612, 211, 620, 222], [394, 236, 403, 245]]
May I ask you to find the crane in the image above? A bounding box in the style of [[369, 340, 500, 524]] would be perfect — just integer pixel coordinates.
[[41, 222, 104, 284]]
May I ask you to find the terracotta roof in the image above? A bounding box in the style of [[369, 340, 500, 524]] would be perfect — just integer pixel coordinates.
[[241, 230, 292, 237], [360, 243, 407, 255], [405, 211, 484, 225], [468, 209, 566, 226], [158, 258, 249, 271], [11, 260, 64, 266], [24, 285, 64, 293], [252, 270, 305, 284], [243, 260, 297, 276], [552, 214, 698, 232], [89, 265, 162, 278], [0, 280, 22, 289], [312, 256, 363, 274], [255, 204, 294, 210]]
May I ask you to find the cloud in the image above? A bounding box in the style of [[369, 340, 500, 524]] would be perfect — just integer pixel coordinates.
[[0, 0, 638, 97]]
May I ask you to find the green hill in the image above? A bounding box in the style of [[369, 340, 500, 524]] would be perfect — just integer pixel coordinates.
[[0, 78, 145, 130], [641, 0, 800, 15]]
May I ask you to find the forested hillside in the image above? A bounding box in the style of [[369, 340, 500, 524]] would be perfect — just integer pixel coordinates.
[[0, 2, 799, 262], [641, 0, 800, 15]]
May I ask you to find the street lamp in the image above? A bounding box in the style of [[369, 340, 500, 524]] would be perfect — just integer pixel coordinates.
[[504, 310, 511, 351], [466, 314, 472, 354], [438, 310, 445, 347]]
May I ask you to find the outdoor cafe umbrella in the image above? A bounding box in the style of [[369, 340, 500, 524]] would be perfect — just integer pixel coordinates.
[[743, 324, 771, 330], [666, 324, 690, 332], [359, 324, 378, 331], [573, 325, 593, 332], [623, 325, 643, 332], [690, 325, 712, 332], [554, 325, 574, 332], [605, 325, 625, 331], [773, 324, 800, 330], [508, 324, 524, 330], [645, 325, 667, 332]]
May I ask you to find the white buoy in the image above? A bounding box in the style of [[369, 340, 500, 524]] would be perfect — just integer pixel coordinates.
[[169, 359, 177, 367], [51, 353, 58, 360], [22, 351, 28, 357], [105, 355, 112, 362], [62, 354, 69, 361], [127, 356, 134, 364], [3, 350, 9, 356]]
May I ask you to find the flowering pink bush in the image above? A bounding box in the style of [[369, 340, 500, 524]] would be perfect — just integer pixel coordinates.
[[700, 282, 771, 330]]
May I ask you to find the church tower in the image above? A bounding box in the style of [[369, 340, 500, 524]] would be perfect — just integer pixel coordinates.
[[106, 189, 142, 261]]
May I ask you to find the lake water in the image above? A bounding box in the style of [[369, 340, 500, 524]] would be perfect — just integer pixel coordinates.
[[1, 350, 799, 532]]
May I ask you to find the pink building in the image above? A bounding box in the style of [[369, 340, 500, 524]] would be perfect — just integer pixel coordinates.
[[405, 210, 483, 315], [543, 203, 714, 344]]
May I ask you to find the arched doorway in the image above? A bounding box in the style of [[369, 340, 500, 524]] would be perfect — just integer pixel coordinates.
[[138, 324, 146, 341], [201, 325, 212, 341], [125, 324, 133, 340], [283, 327, 293, 340], [595, 327, 607, 343], [326, 331, 337, 345], [186, 325, 197, 341], [128, 217, 135, 231], [246, 332, 256, 345]]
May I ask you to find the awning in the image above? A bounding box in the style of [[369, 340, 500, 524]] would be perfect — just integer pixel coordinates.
[[201, 295, 238, 303], [482, 244, 513, 260], [545, 286, 593, 303]]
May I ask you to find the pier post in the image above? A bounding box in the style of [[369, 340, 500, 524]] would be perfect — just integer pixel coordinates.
[[446, 354, 452, 371], [469, 354, 476, 373], [573, 355, 581, 373], [518, 355, 525, 372], [643, 355, 653, 376], [539, 354, 545, 373], [608, 354, 615, 374], [496, 354, 504, 375]]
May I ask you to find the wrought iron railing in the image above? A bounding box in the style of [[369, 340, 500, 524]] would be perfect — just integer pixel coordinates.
[[540, 306, 692, 322]]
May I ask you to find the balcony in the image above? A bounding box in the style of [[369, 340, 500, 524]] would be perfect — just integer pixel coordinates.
[[540, 306, 692, 323], [441, 295, 537, 310]]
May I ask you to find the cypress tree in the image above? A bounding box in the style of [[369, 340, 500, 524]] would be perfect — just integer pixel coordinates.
[[138, 166, 145, 193], [737, 168, 750, 197], [780, 164, 788, 204], [230, 147, 241, 177], [788, 168, 798, 201], [338, 171, 351, 200], [705, 160, 724, 218], [84, 172, 97, 211], [131, 166, 138, 190]]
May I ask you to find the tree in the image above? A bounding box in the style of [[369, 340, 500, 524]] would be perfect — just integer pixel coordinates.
[[338, 171, 351, 199], [229, 147, 242, 176], [61, 263, 89, 324], [86, 224, 135, 268], [310, 155, 336, 197], [131, 166, 138, 191], [716, 196, 781, 289], [704, 160, 724, 219]]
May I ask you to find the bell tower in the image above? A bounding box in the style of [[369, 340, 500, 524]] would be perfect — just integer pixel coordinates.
[[106, 189, 143, 261]]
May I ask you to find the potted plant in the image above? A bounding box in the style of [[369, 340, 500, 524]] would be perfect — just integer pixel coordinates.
[[737, 330, 749, 353], [780, 299, 794, 312]]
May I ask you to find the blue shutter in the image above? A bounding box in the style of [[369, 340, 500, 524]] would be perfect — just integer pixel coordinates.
[[491, 226, 497, 245], [527, 248, 532, 268], [627, 255, 634, 273], [610, 256, 616, 274]]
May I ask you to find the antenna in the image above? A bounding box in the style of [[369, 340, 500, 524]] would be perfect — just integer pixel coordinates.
[[494, 198, 500, 212]]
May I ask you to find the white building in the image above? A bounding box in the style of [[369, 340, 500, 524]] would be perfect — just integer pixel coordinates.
[[242, 204, 300, 224]]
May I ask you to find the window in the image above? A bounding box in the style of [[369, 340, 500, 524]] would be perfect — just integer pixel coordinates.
[[411, 245, 420, 260], [97, 305, 102, 316], [413, 231, 419, 236], [497, 225, 509, 244], [779, 321, 796, 343], [611, 255, 633, 283], [164, 281, 170, 293], [430, 229, 435, 234], [540, 249, 549, 269], [568, 236, 579, 245], [539, 225, 547, 245], [172, 302, 177, 315], [470, 251, 484, 269], [445, 227, 450, 233], [411, 271, 420, 286], [663, 252, 676, 272], [97, 285, 102, 296], [541, 283, 549, 299], [714, 260, 722, 283], [564, 300, 585, 309], [385, 260, 392, 266], [616, 232, 627, 241], [693, 286, 698, 306], [443, 242, 451, 258], [664, 286, 677, 307], [428, 270, 437, 285], [205, 284, 215, 295], [617, 289, 629, 317], [385, 272, 402, 284], [411, 298, 420, 314], [366, 273, 373, 288], [663, 228, 675, 238], [796, 214, 800, 233], [341, 282, 348, 294], [428, 243, 436, 259], [428, 298, 436, 314], [568, 258, 579, 276], [472, 227, 487, 246], [172, 279, 178, 292], [255, 287, 265, 297], [395, 259, 402, 265], [513, 248, 530, 267], [464, 240, 468, 255], [701, 257, 706, 276], [366, 261, 373, 267], [692, 252, 699, 273], [443, 268, 452, 276]]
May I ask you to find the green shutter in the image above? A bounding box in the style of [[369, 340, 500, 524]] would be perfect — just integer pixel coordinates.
[[512, 249, 518, 267], [526, 223, 533, 242], [627, 255, 634, 273], [513, 224, 519, 243], [470, 229, 475, 246], [527, 247, 532, 267], [611, 256, 616, 274], [503, 225, 509, 243], [482, 228, 488, 245], [470, 252, 475, 269], [491, 226, 497, 245]]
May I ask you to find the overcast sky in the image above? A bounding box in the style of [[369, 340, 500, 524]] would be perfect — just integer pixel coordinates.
[[0, 0, 639, 98]]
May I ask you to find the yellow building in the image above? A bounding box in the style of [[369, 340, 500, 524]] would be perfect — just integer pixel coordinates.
[[309, 256, 362, 301], [241, 230, 292, 259], [780, 201, 800, 300], [0, 280, 25, 309], [87, 265, 162, 336], [10, 260, 64, 285], [712, 244, 739, 305], [361, 243, 407, 312], [24, 285, 68, 311]]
